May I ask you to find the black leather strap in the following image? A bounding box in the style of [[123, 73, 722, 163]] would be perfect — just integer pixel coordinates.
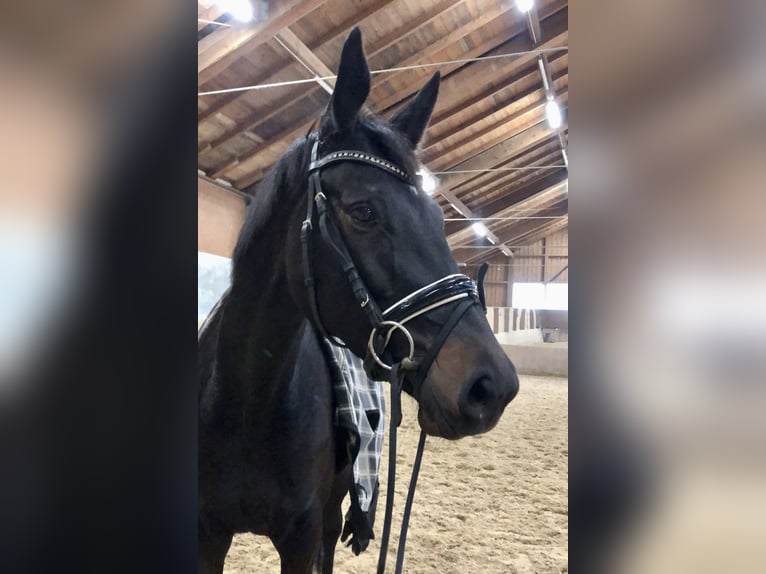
[[412, 297, 476, 396], [309, 149, 412, 184], [315, 188, 383, 331], [377, 362, 405, 574], [301, 147, 335, 344], [395, 430, 427, 574], [303, 141, 385, 346], [477, 261, 490, 313]]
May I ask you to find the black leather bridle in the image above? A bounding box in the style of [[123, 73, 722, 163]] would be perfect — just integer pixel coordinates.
[[300, 138, 489, 573]]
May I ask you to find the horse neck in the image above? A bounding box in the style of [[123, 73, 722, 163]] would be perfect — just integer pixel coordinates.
[[215, 219, 308, 409]]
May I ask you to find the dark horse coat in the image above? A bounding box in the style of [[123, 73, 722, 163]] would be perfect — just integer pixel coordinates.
[[198, 28, 519, 574]]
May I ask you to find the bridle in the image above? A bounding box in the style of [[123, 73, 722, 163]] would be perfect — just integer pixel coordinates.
[[301, 139, 487, 377], [300, 138, 489, 573]]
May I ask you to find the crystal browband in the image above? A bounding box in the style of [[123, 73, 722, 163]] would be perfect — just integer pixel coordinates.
[[309, 150, 412, 184]]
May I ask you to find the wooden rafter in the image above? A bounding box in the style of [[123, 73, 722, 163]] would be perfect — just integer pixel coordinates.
[[202, 0, 520, 174], [197, 0, 570, 265], [447, 173, 567, 247], [198, 0, 326, 86]]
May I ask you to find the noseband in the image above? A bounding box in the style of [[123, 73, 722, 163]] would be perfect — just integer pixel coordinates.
[[300, 138, 489, 573]]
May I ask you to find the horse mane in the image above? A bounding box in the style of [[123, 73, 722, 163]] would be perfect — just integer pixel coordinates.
[[231, 111, 419, 281], [232, 133, 314, 275]]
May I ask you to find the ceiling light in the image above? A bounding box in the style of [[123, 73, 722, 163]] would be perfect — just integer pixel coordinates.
[[516, 0, 534, 13], [472, 222, 488, 238], [545, 98, 562, 129], [417, 167, 439, 195], [219, 0, 254, 22]]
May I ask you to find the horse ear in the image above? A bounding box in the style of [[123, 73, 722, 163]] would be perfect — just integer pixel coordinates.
[[322, 27, 370, 135], [389, 72, 441, 148]]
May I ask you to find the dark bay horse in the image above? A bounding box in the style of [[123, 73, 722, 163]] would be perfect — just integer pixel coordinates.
[[198, 28, 519, 574]]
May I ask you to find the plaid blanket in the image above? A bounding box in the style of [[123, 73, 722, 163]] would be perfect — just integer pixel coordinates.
[[319, 338, 386, 555]]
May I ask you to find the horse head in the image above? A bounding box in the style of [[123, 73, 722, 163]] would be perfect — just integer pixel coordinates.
[[285, 28, 519, 439]]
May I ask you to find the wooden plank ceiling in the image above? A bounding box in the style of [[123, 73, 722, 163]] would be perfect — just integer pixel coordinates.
[[198, 0, 568, 264]]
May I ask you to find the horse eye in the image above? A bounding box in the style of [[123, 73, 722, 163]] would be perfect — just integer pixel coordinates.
[[350, 204, 375, 223]]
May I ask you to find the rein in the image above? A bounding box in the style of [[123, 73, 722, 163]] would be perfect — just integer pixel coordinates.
[[301, 138, 489, 573]]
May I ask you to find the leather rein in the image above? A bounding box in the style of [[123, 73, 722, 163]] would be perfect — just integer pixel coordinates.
[[300, 139, 489, 573]]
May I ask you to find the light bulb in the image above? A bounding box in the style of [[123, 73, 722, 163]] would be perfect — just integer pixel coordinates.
[[472, 222, 488, 237], [516, 0, 534, 13], [219, 0, 254, 22], [545, 99, 562, 129], [417, 167, 438, 194]]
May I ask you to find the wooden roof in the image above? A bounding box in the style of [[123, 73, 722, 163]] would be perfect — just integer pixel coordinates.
[[198, 0, 568, 264]]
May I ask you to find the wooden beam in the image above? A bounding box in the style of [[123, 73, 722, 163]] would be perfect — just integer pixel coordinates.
[[508, 221, 569, 252], [546, 264, 569, 284], [445, 171, 567, 246], [363, 0, 465, 61], [467, 169, 567, 222], [202, 0, 497, 167], [202, 77, 326, 155], [371, 6, 523, 114], [202, 29, 333, 160], [461, 214, 568, 265], [439, 189, 514, 258], [438, 112, 567, 193], [206, 2, 567, 188], [198, 5, 226, 31], [275, 28, 335, 92], [303, 0, 400, 49], [502, 212, 569, 245], [489, 197, 569, 240], [429, 87, 568, 171], [206, 2, 570, 202], [423, 57, 568, 154], [381, 2, 568, 118], [435, 35, 566, 129], [451, 147, 564, 208], [214, 115, 317, 182], [448, 206, 564, 252], [199, 40, 288, 123], [198, 0, 326, 86], [231, 113, 330, 189], [198, 0, 398, 122]]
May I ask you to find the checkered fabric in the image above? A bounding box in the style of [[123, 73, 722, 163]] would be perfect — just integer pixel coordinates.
[[318, 337, 386, 554], [329, 345, 386, 513]]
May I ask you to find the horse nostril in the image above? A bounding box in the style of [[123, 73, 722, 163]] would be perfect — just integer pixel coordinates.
[[460, 376, 495, 421], [467, 377, 491, 408]]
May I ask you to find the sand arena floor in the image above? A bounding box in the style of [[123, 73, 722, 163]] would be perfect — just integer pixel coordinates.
[[223, 375, 568, 574]]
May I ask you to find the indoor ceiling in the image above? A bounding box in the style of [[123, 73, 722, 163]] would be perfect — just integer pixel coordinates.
[[198, 0, 568, 264]]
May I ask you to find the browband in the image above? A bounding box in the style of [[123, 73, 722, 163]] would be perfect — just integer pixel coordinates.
[[309, 149, 412, 184]]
